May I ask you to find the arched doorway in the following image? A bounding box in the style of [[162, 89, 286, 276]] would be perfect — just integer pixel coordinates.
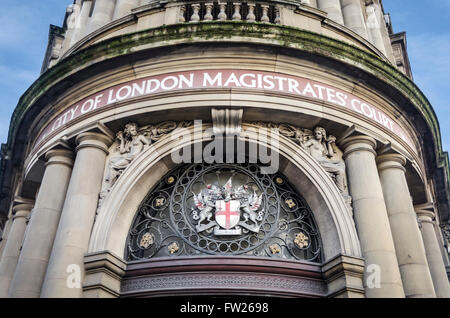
[[85, 123, 364, 297]]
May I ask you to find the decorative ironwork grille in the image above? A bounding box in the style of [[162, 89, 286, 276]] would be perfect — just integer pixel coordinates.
[[126, 163, 322, 262]]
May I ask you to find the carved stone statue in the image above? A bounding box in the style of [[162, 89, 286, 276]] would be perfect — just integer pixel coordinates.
[[247, 122, 351, 207], [301, 126, 347, 194], [105, 122, 150, 188], [103, 121, 192, 191]]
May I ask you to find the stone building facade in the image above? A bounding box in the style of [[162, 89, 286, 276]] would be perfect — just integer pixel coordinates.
[[0, 0, 449, 298]]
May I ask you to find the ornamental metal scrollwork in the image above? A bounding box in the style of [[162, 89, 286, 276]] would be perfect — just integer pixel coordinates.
[[126, 162, 322, 263]]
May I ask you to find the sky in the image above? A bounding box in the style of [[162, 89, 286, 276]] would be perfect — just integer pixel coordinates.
[[0, 0, 449, 151]]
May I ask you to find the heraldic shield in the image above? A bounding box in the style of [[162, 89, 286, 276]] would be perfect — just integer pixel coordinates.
[[215, 200, 241, 234]]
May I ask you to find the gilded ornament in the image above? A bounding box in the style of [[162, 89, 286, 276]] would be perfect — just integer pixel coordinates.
[[155, 197, 166, 207], [285, 198, 296, 209], [294, 232, 309, 249], [139, 232, 154, 249], [269, 244, 281, 254], [168, 242, 180, 254], [167, 176, 175, 184]]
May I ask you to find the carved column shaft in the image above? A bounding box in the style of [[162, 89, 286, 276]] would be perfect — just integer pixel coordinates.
[[416, 209, 450, 298], [40, 132, 113, 298], [377, 154, 435, 298], [71, 0, 93, 46], [113, 0, 136, 20], [9, 150, 74, 298], [0, 204, 33, 297], [88, 0, 116, 34], [340, 136, 404, 298], [365, 3, 387, 55], [317, 0, 344, 24], [341, 0, 368, 39]]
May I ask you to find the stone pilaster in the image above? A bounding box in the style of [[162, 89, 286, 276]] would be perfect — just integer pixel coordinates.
[[9, 149, 74, 298], [416, 208, 450, 298], [87, 0, 116, 34], [0, 217, 13, 260], [377, 153, 435, 297], [340, 135, 404, 298], [341, 0, 368, 39], [365, 2, 387, 55], [317, 0, 344, 24], [0, 203, 33, 297], [40, 132, 113, 298], [113, 0, 135, 20], [70, 0, 93, 46]]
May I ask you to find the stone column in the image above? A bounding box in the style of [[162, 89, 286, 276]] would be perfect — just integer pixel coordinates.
[[113, 0, 135, 20], [377, 154, 435, 297], [340, 136, 404, 298], [317, 0, 344, 24], [0, 204, 33, 297], [71, 0, 93, 46], [87, 0, 116, 34], [416, 208, 450, 298], [0, 217, 13, 260], [8, 149, 74, 298], [365, 3, 387, 55], [40, 132, 113, 298], [340, 0, 368, 39]]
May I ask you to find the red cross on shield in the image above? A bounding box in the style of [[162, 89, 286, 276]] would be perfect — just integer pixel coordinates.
[[215, 200, 241, 230]]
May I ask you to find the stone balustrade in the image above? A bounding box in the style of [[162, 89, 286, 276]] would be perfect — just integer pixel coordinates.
[[55, 0, 392, 70], [178, 1, 281, 24]]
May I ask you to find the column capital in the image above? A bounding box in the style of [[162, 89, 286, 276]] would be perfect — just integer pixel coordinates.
[[75, 132, 113, 155], [45, 149, 75, 168], [415, 209, 435, 224], [376, 153, 406, 172], [339, 135, 377, 159], [12, 204, 33, 219]]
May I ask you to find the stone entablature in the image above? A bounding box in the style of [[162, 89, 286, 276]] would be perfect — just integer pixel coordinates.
[[31, 69, 416, 154]]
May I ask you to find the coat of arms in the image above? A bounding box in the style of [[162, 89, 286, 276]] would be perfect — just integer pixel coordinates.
[[192, 178, 263, 236]]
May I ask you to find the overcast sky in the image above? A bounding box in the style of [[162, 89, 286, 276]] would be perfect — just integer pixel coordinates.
[[0, 0, 449, 152]]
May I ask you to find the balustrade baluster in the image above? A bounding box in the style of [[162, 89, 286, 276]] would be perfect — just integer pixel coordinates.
[[179, 5, 186, 22], [246, 3, 256, 22], [218, 2, 227, 21], [274, 6, 281, 24], [204, 3, 214, 21], [191, 4, 200, 22], [261, 5, 270, 23], [232, 3, 241, 21]]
